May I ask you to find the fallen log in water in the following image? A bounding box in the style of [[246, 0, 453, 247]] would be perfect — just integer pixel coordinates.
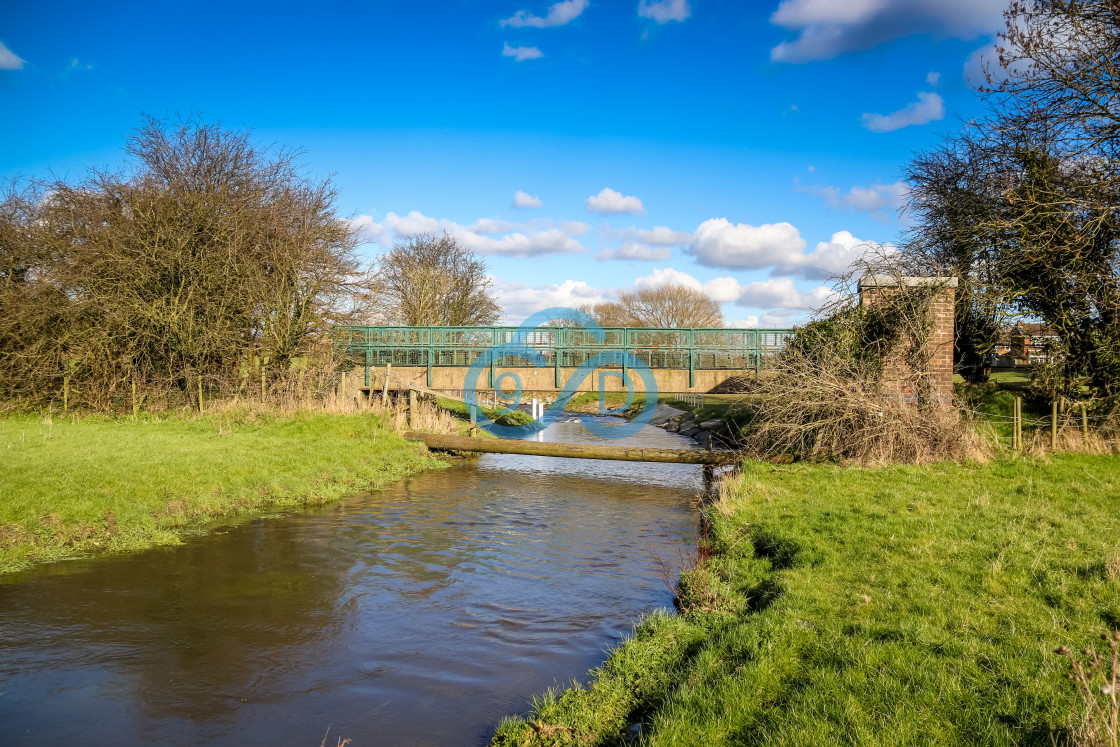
[[403, 431, 737, 464]]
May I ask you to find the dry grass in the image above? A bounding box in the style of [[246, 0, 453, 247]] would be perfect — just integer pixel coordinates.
[[740, 356, 979, 464], [1056, 632, 1120, 747]]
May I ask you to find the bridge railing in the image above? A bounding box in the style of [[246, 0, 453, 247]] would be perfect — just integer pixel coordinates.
[[337, 325, 795, 388]]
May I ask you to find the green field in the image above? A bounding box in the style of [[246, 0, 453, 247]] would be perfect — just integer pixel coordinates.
[[493, 454, 1120, 746], [0, 411, 443, 573]]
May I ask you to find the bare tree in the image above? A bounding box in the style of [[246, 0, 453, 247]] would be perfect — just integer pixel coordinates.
[[377, 233, 501, 326], [581, 284, 724, 328], [0, 115, 370, 407]]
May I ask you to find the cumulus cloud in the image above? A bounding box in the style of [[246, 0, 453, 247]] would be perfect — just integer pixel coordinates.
[[501, 0, 589, 28], [502, 43, 544, 61], [600, 224, 693, 246], [491, 266, 833, 324], [585, 187, 646, 215], [384, 210, 441, 236], [469, 218, 518, 235], [796, 179, 909, 223], [348, 215, 391, 245], [638, 0, 691, 24], [776, 231, 894, 280], [689, 219, 807, 270], [0, 41, 26, 70], [351, 210, 587, 258], [926, 70, 941, 86], [512, 190, 543, 208], [560, 220, 592, 235], [735, 277, 835, 310], [861, 91, 945, 132], [770, 0, 1007, 63], [964, 37, 1035, 87], [633, 267, 834, 310], [633, 267, 739, 302], [493, 277, 609, 322], [728, 314, 795, 329], [689, 218, 887, 279], [595, 242, 674, 262]]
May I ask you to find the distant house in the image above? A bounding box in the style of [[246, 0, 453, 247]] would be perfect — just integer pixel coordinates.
[[993, 321, 1060, 366]]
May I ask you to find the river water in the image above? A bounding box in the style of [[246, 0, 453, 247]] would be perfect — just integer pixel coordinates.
[[0, 419, 700, 746]]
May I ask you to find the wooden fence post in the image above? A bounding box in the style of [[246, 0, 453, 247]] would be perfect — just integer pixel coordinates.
[[1050, 399, 1058, 450], [409, 389, 418, 430], [382, 363, 392, 406], [1081, 403, 1089, 447], [1013, 396, 1022, 451]]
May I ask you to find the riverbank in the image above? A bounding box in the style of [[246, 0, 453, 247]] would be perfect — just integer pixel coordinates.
[[0, 410, 445, 573], [491, 454, 1120, 746]]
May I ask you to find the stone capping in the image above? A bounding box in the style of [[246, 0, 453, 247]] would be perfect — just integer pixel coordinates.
[[858, 275, 959, 289]]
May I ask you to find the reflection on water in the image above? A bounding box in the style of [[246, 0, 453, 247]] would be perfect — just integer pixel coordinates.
[[0, 420, 699, 746]]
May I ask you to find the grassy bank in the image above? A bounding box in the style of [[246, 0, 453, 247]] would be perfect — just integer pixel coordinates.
[[0, 410, 444, 573], [492, 454, 1120, 746]]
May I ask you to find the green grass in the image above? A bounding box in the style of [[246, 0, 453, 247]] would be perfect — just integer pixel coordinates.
[[0, 410, 444, 573], [563, 393, 749, 426], [434, 396, 534, 427], [492, 455, 1120, 746]]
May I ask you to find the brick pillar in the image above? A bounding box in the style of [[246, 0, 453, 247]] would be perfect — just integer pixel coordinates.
[[857, 276, 958, 406]]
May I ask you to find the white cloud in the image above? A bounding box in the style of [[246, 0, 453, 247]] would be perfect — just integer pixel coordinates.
[[861, 91, 944, 132], [355, 210, 587, 258], [560, 220, 592, 235], [729, 314, 798, 328], [384, 210, 442, 236], [600, 224, 693, 246], [501, 0, 589, 28], [963, 36, 1035, 87], [633, 269, 738, 304], [770, 0, 1007, 63], [633, 267, 834, 310], [585, 187, 646, 215], [0, 41, 25, 71], [348, 215, 390, 245], [797, 179, 909, 223], [689, 219, 807, 270], [493, 277, 609, 322], [469, 218, 518, 234], [596, 242, 674, 262], [735, 277, 835, 310], [465, 228, 584, 257], [492, 266, 834, 324], [689, 218, 888, 279], [638, 0, 692, 24], [502, 43, 544, 62], [512, 190, 543, 209], [926, 71, 941, 87], [776, 230, 894, 280]]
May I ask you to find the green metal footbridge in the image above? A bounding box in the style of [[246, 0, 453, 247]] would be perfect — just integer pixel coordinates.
[[337, 326, 794, 393]]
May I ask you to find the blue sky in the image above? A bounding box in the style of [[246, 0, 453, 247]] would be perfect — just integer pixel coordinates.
[[0, 0, 1009, 326]]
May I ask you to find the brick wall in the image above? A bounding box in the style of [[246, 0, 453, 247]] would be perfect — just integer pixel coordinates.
[[858, 276, 957, 406]]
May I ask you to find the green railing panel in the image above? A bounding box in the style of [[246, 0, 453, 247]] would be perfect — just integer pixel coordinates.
[[336, 325, 794, 372]]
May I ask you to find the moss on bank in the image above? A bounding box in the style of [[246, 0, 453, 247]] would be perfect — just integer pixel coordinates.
[[492, 454, 1120, 746], [0, 410, 444, 573]]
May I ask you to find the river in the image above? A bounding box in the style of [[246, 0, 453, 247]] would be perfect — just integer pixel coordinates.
[[0, 418, 700, 745]]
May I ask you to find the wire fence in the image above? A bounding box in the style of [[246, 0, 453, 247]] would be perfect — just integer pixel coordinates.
[[959, 397, 1119, 452]]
